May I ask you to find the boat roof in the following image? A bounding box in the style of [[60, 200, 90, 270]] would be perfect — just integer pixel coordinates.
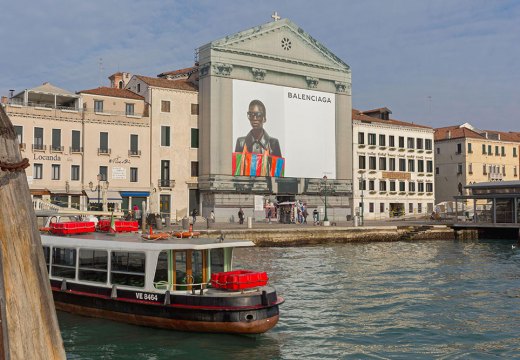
[[41, 232, 255, 251]]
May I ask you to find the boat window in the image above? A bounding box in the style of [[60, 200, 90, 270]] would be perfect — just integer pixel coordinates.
[[192, 250, 204, 288], [153, 251, 169, 289], [110, 251, 145, 288], [52, 247, 77, 279], [175, 252, 187, 291], [43, 246, 50, 272], [78, 249, 108, 283], [210, 248, 224, 274]]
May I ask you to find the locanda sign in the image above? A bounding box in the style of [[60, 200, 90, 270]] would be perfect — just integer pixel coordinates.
[[34, 154, 61, 161]]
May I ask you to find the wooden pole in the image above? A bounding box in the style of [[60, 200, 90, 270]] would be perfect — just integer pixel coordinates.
[[0, 106, 66, 358]]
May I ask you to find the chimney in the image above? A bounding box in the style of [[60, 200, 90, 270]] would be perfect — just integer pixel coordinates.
[[447, 130, 451, 139]]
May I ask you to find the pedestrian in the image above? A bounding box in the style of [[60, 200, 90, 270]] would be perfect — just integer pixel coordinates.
[[210, 210, 215, 223], [238, 208, 244, 225], [267, 208, 272, 223], [303, 206, 308, 224], [191, 208, 198, 225]]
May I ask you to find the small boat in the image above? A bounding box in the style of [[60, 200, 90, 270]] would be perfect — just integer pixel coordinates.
[[41, 231, 283, 334]]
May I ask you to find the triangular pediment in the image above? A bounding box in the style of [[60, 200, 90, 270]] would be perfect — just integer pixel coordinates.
[[209, 19, 350, 72]]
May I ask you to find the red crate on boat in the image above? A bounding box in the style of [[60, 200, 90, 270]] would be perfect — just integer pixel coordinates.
[[98, 220, 139, 232], [211, 270, 268, 290], [50, 221, 96, 235]]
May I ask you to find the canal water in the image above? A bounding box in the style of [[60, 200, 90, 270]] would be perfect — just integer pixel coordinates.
[[60, 239, 520, 359]]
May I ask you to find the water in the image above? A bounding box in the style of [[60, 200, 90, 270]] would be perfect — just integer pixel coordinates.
[[60, 239, 520, 359]]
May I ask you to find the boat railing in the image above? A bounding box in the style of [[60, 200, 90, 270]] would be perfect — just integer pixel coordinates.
[[154, 280, 210, 291]]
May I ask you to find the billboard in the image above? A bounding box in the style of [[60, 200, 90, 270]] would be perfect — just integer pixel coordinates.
[[232, 79, 336, 179]]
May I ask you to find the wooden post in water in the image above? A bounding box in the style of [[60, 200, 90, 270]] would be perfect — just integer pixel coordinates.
[[0, 106, 66, 358]]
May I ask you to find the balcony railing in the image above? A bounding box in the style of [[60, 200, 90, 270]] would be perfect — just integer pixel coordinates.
[[128, 149, 141, 156], [32, 144, 46, 151], [70, 146, 83, 153], [158, 179, 176, 189], [50, 145, 64, 153], [98, 148, 111, 155]]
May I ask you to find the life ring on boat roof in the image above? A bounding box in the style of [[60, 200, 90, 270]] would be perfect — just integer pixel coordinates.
[[173, 231, 201, 238]]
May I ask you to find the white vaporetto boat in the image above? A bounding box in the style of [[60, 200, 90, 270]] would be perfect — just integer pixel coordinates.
[[41, 231, 283, 334]]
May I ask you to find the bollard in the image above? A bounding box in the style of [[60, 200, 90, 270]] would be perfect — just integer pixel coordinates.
[[247, 217, 253, 229]]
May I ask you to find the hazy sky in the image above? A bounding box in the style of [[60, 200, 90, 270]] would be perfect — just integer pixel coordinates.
[[1, 0, 518, 131]]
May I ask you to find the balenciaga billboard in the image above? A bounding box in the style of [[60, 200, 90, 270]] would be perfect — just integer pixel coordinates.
[[232, 79, 336, 179]]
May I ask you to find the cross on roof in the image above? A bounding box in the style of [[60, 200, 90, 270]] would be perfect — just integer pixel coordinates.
[[271, 11, 280, 21]]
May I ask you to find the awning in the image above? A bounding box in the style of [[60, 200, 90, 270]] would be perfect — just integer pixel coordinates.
[[87, 190, 123, 203], [120, 191, 150, 197]]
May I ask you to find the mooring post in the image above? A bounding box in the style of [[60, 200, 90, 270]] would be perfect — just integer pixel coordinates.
[[0, 106, 66, 358]]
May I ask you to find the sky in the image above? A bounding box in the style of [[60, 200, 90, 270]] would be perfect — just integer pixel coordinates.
[[1, 0, 519, 131]]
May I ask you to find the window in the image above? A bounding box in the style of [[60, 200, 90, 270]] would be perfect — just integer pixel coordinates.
[[161, 160, 170, 185], [379, 157, 386, 170], [358, 132, 365, 145], [369, 156, 376, 170], [137, 83, 141, 93], [79, 249, 108, 283], [483, 164, 487, 175], [494, 145, 499, 156], [436, 167, 439, 175], [418, 203, 422, 214], [503, 165, 506, 176], [418, 160, 424, 173], [379, 180, 387, 191], [399, 159, 406, 171], [130, 134, 139, 155], [71, 130, 81, 152], [389, 158, 396, 171], [110, 251, 146, 288], [409, 182, 416, 192], [515, 166, 518, 177], [426, 160, 433, 173], [418, 182, 424, 192], [34, 164, 43, 179], [358, 156, 366, 170], [191, 128, 199, 148], [468, 163, 473, 174], [191, 103, 199, 115], [160, 195, 171, 217], [514, 148, 518, 157], [390, 181, 396, 192], [426, 183, 433, 192], [468, 143, 473, 153], [389, 136, 395, 147], [191, 161, 199, 177], [456, 143, 462, 154], [409, 203, 414, 214], [368, 133, 376, 145], [399, 181, 405, 192], [501, 146, 505, 156], [359, 179, 366, 191], [99, 166, 108, 181], [488, 145, 492, 155], [407, 137, 415, 149], [14, 125, 23, 145], [408, 159, 415, 172], [425, 139, 432, 150], [130, 167, 138, 182], [369, 180, 375, 191], [417, 138, 423, 150], [94, 100, 103, 113], [482, 144, 486, 154], [71, 165, 80, 181], [369, 203, 374, 213], [379, 134, 386, 146], [380, 203, 385, 213], [398, 136, 405, 148], [51, 129, 62, 151], [34, 127, 44, 150], [52, 248, 77, 279], [436, 147, 440, 154], [99, 132, 109, 153], [457, 163, 463, 174], [161, 100, 171, 113], [125, 103, 134, 116], [52, 164, 60, 180], [161, 126, 171, 146]]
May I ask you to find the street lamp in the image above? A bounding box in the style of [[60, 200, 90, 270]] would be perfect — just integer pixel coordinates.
[[89, 174, 109, 211], [359, 173, 365, 226], [319, 175, 335, 224]]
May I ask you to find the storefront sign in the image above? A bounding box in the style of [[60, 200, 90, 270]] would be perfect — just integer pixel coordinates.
[[382, 171, 411, 180], [33, 154, 61, 161]]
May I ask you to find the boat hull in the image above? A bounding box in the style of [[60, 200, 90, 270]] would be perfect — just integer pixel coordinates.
[[51, 282, 283, 334]]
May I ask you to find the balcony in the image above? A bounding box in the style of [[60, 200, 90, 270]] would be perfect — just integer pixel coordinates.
[[98, 148, 111, 156], [70, 146, 83, 154], [128, 149, 141, 157], [158, 179, 176, 189], [50, 145, 64, 153], [32, 144, 46, 152]]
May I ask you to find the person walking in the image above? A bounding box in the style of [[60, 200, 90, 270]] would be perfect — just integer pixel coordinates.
[[191, 208, 198, 226], [210, 210, 215, 223], [238, 208, 244, 225]]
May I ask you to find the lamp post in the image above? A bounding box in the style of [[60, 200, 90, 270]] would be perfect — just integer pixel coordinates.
[[89, 174, 109, 211], [319, 175, 334, 224], [359, 173, 365, 226]]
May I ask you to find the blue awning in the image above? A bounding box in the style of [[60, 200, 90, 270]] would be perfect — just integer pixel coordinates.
[[120, 191, 150, 197]]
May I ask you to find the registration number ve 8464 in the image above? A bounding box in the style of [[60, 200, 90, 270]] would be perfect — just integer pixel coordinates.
[[135, 292, 159, 301]]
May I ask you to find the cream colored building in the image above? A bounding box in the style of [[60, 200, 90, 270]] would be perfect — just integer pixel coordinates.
[[434, 123, 520, 204], [353, 108, 435, 220], [4, 82, 152, 215]]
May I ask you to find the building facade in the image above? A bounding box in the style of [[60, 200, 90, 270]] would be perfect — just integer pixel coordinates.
[[434, 123, 520, 204], [353, 108, 435, 220]]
